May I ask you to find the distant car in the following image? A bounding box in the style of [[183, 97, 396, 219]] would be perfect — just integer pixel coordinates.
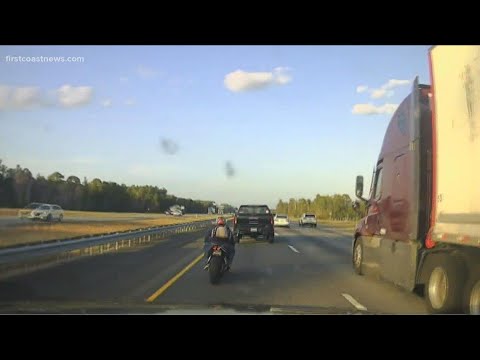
[[165, 205, 185, 216], [274, 214, 290, 228], [18, 202, 44, 219], [299, 213, 317, 227], [165, 210, 182, 216], [28, 204, 64, 222]]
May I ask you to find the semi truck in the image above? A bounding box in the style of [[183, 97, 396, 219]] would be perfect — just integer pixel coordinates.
[[352, 45, 480, 314]]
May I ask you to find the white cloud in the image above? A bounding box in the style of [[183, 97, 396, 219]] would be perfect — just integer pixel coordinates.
[[0, 85, 43, 109], [11, 86, 41, 108], [136, 65, 158, 79], [120, 77, 129, 83], [224, 67, 292, 92], [125, 98, 135, 106], [370, 89, 386, 99], [273, 67, 292, 85], [0, 85, 42, 110], [356, 85, 368, 93], [101, 99, 112, 108], [57, 85, 93, 107], [352, 103, 399, 115], [0, 84, 93, 110], [370, 89, 394, 99], [382, 79, 411, 90], [356, 79, 411, 99], [367, 78, 411, 99]]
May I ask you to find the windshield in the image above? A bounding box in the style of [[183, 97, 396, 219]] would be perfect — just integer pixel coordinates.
[[0, 45, 447, 315], [238, 206, 270, 214]]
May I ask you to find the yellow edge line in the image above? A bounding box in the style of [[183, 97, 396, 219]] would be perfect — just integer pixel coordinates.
[[146, 253, 204, 303]]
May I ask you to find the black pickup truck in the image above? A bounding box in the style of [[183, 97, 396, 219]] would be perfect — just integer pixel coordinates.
[[233, 205, 275, 243]]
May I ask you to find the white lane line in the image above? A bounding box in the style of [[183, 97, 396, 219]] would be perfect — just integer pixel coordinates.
[[275, 232, 279, 236], [342, 293, 367, 311], [288, 245, 300, 253]]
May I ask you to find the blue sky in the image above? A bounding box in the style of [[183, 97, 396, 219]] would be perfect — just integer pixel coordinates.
[[0, 45, 431, 208]]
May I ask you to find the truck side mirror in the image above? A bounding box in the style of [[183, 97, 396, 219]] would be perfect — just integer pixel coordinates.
[[356, 175, 364, 198]]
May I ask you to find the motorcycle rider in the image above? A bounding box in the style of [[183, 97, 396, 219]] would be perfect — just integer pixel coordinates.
[[204, 216, 236, 270]]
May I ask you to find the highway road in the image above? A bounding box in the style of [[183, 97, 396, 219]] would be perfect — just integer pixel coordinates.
[[0, 223, 428, 314]]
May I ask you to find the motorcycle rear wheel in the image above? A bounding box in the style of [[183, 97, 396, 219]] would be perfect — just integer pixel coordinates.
[[209, 256, 223, 285]]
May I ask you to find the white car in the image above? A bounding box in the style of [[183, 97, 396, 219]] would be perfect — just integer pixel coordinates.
[[274, 214, 290, 228], [28, 204, 64, 222], [18, 202, 44, 219], [299, 213, 317, 227]]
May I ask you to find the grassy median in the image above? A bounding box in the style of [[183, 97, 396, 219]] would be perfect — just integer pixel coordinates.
[[0, 208, 181, 219], [318, 220, 357, 231], [0, 210, 218, 248]]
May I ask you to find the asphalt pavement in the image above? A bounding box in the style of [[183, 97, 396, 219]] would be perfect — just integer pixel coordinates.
[[0, 223, 428, 314]]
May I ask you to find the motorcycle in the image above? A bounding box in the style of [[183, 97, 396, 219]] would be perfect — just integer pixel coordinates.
[[205, 241, 229, 284]]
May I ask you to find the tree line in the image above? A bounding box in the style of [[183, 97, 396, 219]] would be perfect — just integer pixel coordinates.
[[0, 160, 217, 213], [275, 194, 367, 221]]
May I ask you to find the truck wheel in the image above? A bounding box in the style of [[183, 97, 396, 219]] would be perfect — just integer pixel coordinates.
[[464, 277, 480, 314], [425, 256, 465, 314], [353, 238, 364, 275]]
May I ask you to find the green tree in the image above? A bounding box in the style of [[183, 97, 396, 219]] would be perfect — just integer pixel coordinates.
[[66, 175, 81, 184], [0, 161, 216, 214], [288, 198, 297, 217], [276, 200, 288, 214], [48, 172, 65, 182]]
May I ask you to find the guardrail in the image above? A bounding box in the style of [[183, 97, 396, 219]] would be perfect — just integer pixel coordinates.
[[0, 219, 218, 266]]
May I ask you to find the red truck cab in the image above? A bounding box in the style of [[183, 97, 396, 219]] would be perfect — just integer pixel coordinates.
[[353, 78, 433, 291], [352, 46, 480, 314]]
